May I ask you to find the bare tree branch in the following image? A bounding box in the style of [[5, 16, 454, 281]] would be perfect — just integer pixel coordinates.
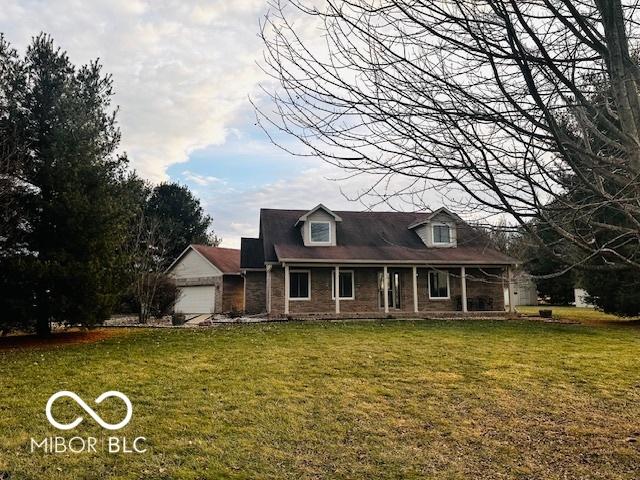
[[256, 0, 640, 273]]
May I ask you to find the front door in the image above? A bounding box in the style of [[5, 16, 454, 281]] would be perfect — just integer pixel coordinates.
[[378, 271, 401, 309]]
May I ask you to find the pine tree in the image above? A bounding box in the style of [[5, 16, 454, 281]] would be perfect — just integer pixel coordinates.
[[0, 34, 132, 335]]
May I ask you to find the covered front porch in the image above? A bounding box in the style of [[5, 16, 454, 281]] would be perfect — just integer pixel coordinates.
[[268, 264, 515, 317]]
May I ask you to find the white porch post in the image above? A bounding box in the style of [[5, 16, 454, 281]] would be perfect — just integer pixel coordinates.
[[284, 264, 290, 315], [335, 265, 340, 314], [507, 265, 515, 313], [412, 266, 418, 313], [383, 265, 389, 314], [461, 266, 467, 313]]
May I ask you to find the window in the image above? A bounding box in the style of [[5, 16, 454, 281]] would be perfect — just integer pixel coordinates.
[[289, 270, 310, 300], [309, 221, 331, 243], [428, 270, 449, 299], [433, 224, 451, 244], [332, 270, 354, 299]]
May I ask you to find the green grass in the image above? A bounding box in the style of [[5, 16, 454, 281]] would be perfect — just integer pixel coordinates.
[[516, 305, 638, 323], [1, 320, 640, 479]]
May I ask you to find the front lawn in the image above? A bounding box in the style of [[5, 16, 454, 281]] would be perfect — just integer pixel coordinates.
[[516, 305, 639, 323], [1, 320, 639, 479]]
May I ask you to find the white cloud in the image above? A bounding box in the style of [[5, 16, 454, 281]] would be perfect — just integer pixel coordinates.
[[0, 0, 280, 181], [181, 170, 225, 186], [1, 1, 453, 250]]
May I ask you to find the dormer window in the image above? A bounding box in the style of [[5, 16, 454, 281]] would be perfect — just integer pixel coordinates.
[[297, 204, 342, 246], [408, 207, 458, 248], [309, 221, 331, 243], [433, 224, 451, 244]]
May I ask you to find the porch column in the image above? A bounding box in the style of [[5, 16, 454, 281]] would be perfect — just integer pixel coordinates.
[[461, 266, 467, 313], [284, 264, 290, 315], [335, 266, 340, 314], [412, 266, 418, 313], [383, 265, 389, 314], [507, 265, 515, 313]]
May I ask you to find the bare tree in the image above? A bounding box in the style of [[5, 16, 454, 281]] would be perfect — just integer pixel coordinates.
[[257, 0, 640, 273], [126, 212, 174, 324]]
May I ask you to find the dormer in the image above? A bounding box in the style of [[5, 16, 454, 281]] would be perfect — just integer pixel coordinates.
[[295, 204, 342, 247], [409, 207, 459, 248]]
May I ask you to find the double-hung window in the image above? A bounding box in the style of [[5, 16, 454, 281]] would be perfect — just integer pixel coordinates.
[[428, 270, 450, 299], [332, 270, 354, 300], [432, 224, 451, 244], [289, 270, 310, 300], [309, 221, 331, 243]]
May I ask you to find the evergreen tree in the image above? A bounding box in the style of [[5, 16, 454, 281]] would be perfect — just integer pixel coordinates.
[[146, 182, 219, 265], [0, 34, 132, 335]]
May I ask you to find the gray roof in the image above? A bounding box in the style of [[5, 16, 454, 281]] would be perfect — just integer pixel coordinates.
[[240, 208, 517, 268]]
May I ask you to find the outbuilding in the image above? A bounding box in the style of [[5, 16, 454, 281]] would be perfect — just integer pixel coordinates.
[[166, 245, 243, 315]]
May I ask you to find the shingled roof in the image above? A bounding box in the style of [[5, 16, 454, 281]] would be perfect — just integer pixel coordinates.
[[190, 245, 241, 274], [240, 208, 517, 267], [240, 237, 265, 269]]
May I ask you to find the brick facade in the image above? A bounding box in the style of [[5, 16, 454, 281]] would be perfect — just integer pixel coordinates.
[[244, 271, 267, 314], [265, 265, 505, 316], [222, 276, 244, 312]]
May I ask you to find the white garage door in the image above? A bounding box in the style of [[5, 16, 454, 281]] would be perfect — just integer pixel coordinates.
[[175, 286, 216, 314]]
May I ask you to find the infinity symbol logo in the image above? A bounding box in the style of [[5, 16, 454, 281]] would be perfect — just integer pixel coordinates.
[[45, 391, 133, 431]]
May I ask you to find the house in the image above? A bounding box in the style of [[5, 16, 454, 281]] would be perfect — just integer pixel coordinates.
[[166, 245, 243, 315], [240, 204, 518, 318]]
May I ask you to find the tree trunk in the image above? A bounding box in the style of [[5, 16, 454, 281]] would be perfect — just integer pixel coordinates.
[[35, 289, 51, 337]]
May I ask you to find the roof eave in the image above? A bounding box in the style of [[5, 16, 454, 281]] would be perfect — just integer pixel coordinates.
[[277, 257, 518, 266], [295, 203, 343, 226]]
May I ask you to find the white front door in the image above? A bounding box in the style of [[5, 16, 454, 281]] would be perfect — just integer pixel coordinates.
[[175, 286, 216, 314]]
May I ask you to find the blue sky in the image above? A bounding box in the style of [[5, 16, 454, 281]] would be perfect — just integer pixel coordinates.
[[0, 0, 441, 247]]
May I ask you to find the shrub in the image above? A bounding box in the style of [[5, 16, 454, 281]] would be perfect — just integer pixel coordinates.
[[581, 269, 640, 317], [150, 275, 179, 319]]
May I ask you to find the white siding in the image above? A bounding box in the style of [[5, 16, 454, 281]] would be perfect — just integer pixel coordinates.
[[415, 213, 457, 248], [169, 249, 222, 279]]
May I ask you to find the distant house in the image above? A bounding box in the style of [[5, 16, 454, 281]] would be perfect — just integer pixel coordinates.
[[241, 204, 518, 318], [166, 245, 243, 315], [574, 288, 594, 308]]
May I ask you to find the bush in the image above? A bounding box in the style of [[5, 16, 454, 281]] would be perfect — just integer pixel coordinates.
[[116, 274, 179, 320], [150, 276, 179, 319], [580, 269, 640, 317]]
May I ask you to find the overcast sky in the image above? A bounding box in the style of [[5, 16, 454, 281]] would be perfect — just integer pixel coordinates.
[[0, 0, 439, 247]]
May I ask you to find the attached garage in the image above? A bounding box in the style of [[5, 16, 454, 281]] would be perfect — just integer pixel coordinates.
[[166, 245, 243, 315], [174, 285, 216, 315]]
